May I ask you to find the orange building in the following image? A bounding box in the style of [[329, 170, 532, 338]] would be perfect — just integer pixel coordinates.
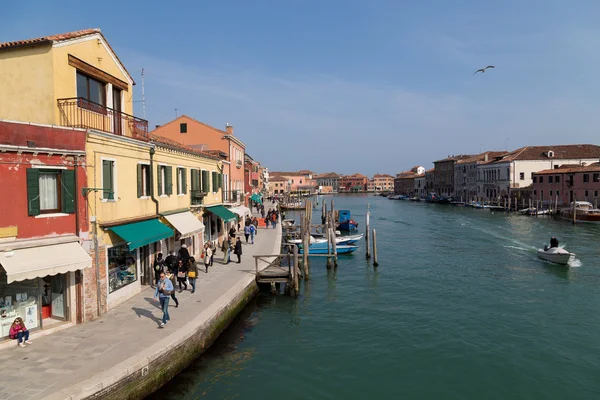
[[339, 173, 368, 192], [150, 116, 246, 205]]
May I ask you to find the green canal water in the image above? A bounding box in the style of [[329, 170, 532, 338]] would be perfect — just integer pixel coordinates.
[[151, 195, 600, 400]]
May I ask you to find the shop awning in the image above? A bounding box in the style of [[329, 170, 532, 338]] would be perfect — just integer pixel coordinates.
[[0, 242, 92, 284], [229, 206, 251, 218], [250, 194, 263, 204], [205, 205, 237, 222], [108, 219, 174, 251], [164, 211, 205, 238]]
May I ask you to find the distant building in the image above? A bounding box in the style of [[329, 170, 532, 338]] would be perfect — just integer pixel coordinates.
[[433, 155, 474, 196], [339, 174, 368, 192], [414, 174, 426, 197], [425, 168, 435, 194], [532, 163, 600, 206], [269, 171, 316, 195], [394, 166, 425, 196], [372, 174, 394, 192], [314, 172, 340, 193], [454, 152, 506, 201]]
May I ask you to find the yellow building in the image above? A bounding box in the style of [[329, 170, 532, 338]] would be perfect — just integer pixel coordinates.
[[0, 29, 233, 314]]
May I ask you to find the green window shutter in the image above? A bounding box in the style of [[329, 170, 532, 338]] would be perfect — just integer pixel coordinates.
[[102, 160, 113, 200], [157, 165, 163, 196], [26, 168, 40, 216], [212, 171, 217, 193], [182, 168, 187, 194], [218, 173, 223, 189], [61, 169, 76, 213], [202, 170, 209, 193], [137, 164, 143, 197], [165, 166, 173, 195], [190, 169, 197, 191]]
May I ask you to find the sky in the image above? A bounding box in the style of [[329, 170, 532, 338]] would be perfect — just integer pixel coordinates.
[[3, 0, 600, 175]]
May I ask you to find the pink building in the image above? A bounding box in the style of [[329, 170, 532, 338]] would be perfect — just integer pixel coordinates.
[[269, 171, 316, 194], [532, 163, 600, 206]]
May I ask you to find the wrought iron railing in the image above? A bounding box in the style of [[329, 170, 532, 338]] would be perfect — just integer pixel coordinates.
[[191, 190, 206, 206], [57, 97, 148, 138], [223, 190, 241, 203]]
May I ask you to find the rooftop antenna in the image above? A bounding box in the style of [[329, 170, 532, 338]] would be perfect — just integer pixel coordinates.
[[141, 68, 146, 120], [174, 108, 179, 118]]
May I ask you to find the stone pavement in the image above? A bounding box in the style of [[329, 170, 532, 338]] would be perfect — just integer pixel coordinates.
[[0, 204, 281, 400]]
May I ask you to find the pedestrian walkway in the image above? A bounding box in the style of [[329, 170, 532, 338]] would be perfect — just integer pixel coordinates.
[[0, 204, 281, 400]]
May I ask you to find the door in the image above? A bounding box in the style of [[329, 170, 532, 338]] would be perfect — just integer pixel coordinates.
[[50, 274, 67, 321], [112, 88, 123, 135], [140, 245, 150, 285]]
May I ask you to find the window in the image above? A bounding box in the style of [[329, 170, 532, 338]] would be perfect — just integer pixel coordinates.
[[583, 174, 589, 183], [26, 168, 75, 216], [550, 190, 553, 196], [548, 176, 553, 183], [533, 177, 537, 183], [519, 172, 524, 180], [177, 167, 187, 195], [102, 160, 115, 200], [539, 176, 544, 183], [585, 190, 589, 197], [212, 171, 218, 193], [76, 72, 106, 106], [107, 245, 137, 293], [540, 190, 544, 200], [556, 191, 560, 196], [533, 190, 537, 195], [180, 123, 187, 133], [595, 191, 598, 197], [594, 173, 600, 183], [157, 165, 173, 196], [137, 164, 151, 197], [556, 176, 560, 183], [201, 170, 210, 193]]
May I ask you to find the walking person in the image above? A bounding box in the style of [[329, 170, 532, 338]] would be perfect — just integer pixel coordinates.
[[9, 317, 32, 347], [165, 250, 178, 275], [187, 257, 197, 293], [244, 224, 251, 243], [221, 236, 231, 264], [178, 244, 190, 268], [165, 270, 179, 307], [154, 272, 174, 328], [177, 259, 188, 292], [252, 217, 259, 235], [204, 243, 213, 273], [153, 252, 165, 288], [234, 237, 243, 264], [210, 241, 216, 266], [271, 211, 277, 229], [249, 223, 256, 244], [229, 225, 237, 240], [260, 207, 265, 219]]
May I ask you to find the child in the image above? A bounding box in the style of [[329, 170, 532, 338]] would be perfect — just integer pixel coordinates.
[[9, 317, 32, 347]]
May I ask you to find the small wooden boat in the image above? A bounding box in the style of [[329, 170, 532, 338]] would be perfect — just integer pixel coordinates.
[[298, 243, 359, 255], [337, 210, 358, 231], [560, 201, 600, 223], [288, 233, 363, 245]]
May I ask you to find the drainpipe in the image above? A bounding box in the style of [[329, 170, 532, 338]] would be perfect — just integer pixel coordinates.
[[149, 145, 159, 215], [73, 156, 82, 324], [92, 151, 102, 317]]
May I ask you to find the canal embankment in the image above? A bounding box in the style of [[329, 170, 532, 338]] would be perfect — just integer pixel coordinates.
[[0, 210, 281, 400]]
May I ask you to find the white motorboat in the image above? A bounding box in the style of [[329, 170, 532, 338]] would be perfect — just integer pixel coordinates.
[[537, 246, 574, 265], [288, 233, 364, 245]]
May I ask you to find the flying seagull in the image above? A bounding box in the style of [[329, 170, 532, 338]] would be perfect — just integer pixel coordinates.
[[473, 65, 495, 75]]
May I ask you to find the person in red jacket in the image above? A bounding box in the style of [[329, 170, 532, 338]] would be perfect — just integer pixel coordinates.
[[9, 317, 32, 347]]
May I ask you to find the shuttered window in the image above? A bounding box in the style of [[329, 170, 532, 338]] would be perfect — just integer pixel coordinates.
[[165, 166, 173, 195], [177, 167, 187, 194], [201, 170, 209, 193], [102, 160, 115, 200], [212, 171, 218, 193], [61, 169, 75, 213], [27, 168, 76, 216], [137, 164, 151, 197], [191, 169, 200, 192]]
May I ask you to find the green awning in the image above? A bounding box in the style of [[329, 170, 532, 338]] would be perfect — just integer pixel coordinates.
[[108, 219, 174, 251], [250, 193, 263, 204], [205, 205, 237, 222]]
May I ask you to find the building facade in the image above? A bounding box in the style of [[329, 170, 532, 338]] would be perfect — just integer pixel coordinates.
[[394, 172, 416, 196], [532, 164, 600, 206], [315, 172, 340, 193], [339, 174, 368, 192], [414, 174, 426, 198], [0, 120, 92, 340], [433, 155, 472, 196], [454, 152, 506, 201], [270, 171, 316, 194], [150, 116, 246, 206], [425, 168, 435, 194], [372, 174, 394, 192]]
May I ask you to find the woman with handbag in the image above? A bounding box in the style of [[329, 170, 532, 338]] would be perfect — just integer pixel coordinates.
[[176, 259, 188, 293], [187, 257, 197, 294], [204, 243, 213, 273]]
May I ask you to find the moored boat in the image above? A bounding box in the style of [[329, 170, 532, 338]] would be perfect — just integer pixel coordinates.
[[560, 201, 600, 223], [298, 243, 359, 255], [337, 210, 358, 231], [288, 233, 363, 246]]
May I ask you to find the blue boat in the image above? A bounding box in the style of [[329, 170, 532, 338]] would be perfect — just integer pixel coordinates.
[[298, 242, 359, 254], [337, 210, 358, 231]]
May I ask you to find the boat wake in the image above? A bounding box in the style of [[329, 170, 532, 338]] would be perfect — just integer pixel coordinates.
[[502, 244, 534, 252]]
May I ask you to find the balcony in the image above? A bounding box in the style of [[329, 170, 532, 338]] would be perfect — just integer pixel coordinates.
[[57, 97, 148, 139], [223, 190, 241, 203], [191, 190, 206, 206]]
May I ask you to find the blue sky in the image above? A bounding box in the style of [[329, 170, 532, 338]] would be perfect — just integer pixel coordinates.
[[3, 0, 600, 175]]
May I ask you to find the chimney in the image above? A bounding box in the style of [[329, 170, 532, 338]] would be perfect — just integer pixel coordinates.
[[155, 125, 161, 129], [225, 123, 233, 134], [484, 153, 488, 162]]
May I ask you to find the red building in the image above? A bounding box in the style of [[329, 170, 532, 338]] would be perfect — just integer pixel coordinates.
[[339, 173, 368, 192], [532, 163, 600, 206], [0, 120, 92, 340]]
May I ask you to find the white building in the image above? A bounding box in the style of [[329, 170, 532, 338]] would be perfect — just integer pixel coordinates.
[[455, 151, 506, 201], [476, 145, 600, 201], [414, 174, 426, 197]]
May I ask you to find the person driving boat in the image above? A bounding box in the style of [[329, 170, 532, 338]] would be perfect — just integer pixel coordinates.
[[550, 237, 559, 248]]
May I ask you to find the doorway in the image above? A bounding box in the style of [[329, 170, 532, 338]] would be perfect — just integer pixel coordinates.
[[112, 88, 122, 135]]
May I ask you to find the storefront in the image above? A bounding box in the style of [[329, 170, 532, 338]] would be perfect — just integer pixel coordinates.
[[228, 205, 252, 221], [162, 210, 206, 259], [105, 218, 173, 307], [0, 237, 91, 340], [203, 205, 237, 244]]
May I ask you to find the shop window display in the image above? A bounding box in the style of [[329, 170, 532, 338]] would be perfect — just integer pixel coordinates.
[[0, 269, 40, 339], [108, 245, 138, 293]]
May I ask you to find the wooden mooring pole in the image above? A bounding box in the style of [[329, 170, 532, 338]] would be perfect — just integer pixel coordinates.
[[365, 205, 371, 259], [372, 228, 378, 267], [330, 227, 338, 267], [292, 244, 299, 296]]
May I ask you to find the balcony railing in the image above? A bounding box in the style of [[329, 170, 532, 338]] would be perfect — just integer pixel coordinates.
[[191, 190, 206, 206], [57, 97, 148, 139], [223, 190, 241, 203]]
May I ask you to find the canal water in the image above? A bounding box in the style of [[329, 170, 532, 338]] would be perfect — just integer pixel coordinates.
[[150, 195, 600, 400]]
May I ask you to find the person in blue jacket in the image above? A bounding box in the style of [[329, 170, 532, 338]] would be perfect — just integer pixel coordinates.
[[154, 272, 174, 328]]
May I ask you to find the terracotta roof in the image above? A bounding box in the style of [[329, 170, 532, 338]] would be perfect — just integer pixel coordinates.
[[533, 163, 600, 175], [426, 168, 435, 173], [297, 169, 315, 175], [150, 115, 246, 148], [341, 173, 367, 179], [315, 172, 340, 179], [433, 154, 474, 164], [395, 171, 417, 179], [455, 151, 507, 164], [270, 176, 288, 182], [270, 171, 312, 177], [373, 173, 393, 178], [414, 173, 425, 178], [0, 28, 135, 85], [148, 133, 220, 161], [491, 145, 600, 163]]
